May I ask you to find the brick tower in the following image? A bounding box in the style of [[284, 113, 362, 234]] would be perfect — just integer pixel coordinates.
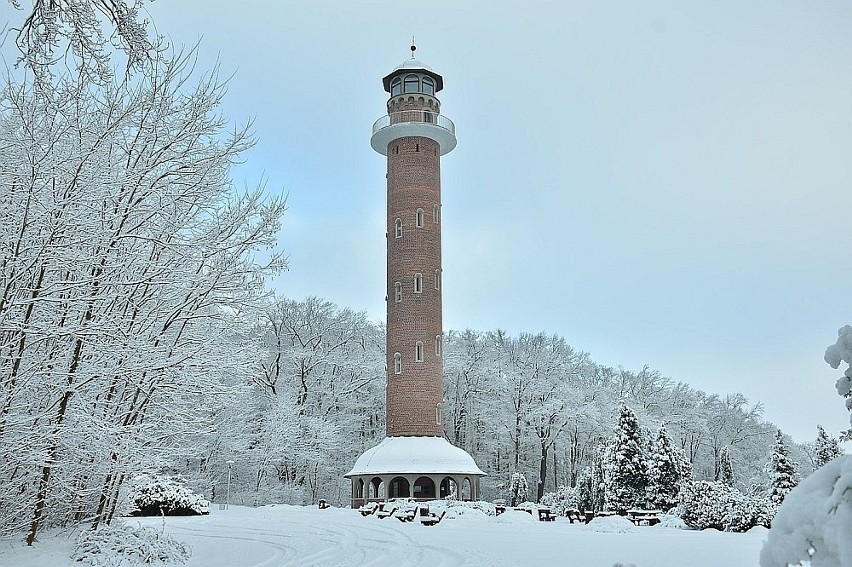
[[346, 46, 483, 507]]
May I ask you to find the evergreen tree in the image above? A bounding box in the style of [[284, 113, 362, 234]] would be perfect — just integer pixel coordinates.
[[509, 472, 529, 506], [604, 404, 649, 511], [814, 425, 844, 468], [767, 430, 799, 505], [718, 446, 735, 486], [647, 423, 691, 510]]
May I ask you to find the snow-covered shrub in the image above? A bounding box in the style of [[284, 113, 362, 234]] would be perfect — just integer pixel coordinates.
[[814, 424, 844, 468], [678, 480, 771, 532], [760, 454, 852, 567], [509, 472, 529, 506], [72, 522, 191, 566], [130, 474, 209, 516], [539, 485, 580, 516], [584, 515, 637, 533]]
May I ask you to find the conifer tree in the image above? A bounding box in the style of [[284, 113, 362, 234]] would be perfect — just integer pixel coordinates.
[[604, 404, 648, 511], [647, 423, 691, 510], [509, 472, 529, 506], [718, 446, 735, 486], [814, 425, 844, 468], [767, 430, 798, 506]]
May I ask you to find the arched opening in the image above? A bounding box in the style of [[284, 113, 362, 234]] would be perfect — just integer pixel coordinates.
[[355, 478, 365, 498], [389, 476, 410, 498], [413, 476, 436, 500], [462, 477, 472, 501], [440, 477, 457, 499], [369, 477, 384, 499], [393, 352, 402, 374], [395, 218, 402, 238]]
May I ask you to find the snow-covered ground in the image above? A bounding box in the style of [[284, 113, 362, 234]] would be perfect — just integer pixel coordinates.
[[2, 505, 769, 567]]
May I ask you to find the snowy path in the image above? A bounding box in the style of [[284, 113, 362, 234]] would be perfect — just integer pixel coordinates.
[[2, 505, 768, 566]]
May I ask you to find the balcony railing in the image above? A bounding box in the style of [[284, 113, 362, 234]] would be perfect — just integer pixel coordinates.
[[372, 111, 455, 137]]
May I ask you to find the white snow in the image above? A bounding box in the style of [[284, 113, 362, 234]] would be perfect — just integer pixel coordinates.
[[2, 504, 768, 567], [346, 436, 485, 476]]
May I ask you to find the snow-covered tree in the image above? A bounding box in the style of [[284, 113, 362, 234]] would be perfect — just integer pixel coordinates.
[[718, 446, 734, 486], [647, 423, 691, 510], [767, 430, 798, 506], [679, 480, 771, 532], [814, 425, 844, 469], [539, 484, 580, 515], [604, 404, 648, 511], [509, 472, 529, 506], [7, 0, 155, 84], [825, 325, 852, 436], [0, 49, 286, 543]]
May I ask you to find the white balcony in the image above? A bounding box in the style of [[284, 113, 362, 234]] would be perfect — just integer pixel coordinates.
[[371, 111, 457, 156]]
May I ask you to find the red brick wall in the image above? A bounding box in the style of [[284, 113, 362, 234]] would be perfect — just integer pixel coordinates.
[[385, 134, 444, 437]]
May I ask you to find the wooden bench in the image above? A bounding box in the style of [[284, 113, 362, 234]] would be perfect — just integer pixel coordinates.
[[495, 504, 506, 516], [563, 508, 584, 523], [375, 503, 398, 519], [626, 509, 661, 526], [420, 509, 446, 526], [318, 499, 329, 510], [537, 506, 557, 522], [358, 502, 379, 516]]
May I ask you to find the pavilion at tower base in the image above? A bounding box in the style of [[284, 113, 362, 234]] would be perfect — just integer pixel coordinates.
[[346, 436, 484, 508]]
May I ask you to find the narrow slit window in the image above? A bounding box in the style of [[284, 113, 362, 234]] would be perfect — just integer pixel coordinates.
[[394, 352, 402, 374], [416, 208, 424, 228], [414, 273, 422, 293], [434, 269, 441, 290], [433, 204, 439, 223], [394, 282, 402, 303], [436, 402, 443, 425], [415, 341, 424, 362], [395, 218, 403, 238], [435, 335, 442, 356]]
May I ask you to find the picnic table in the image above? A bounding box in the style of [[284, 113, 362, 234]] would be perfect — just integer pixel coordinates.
[[626, 509, 662, 526]]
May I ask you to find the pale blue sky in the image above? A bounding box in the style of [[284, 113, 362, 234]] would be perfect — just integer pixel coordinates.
[[137, 0, 852, 443]]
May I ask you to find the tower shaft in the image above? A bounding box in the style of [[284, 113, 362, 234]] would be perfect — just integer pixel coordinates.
[[386, 134, 443, 436]]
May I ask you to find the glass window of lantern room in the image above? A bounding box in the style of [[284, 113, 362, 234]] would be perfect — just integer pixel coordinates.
[[391, 77, 402, 96], [404, 74, 419, 93], [416, 341, 424, 362], [416, 208, 424, 227], [423, 76, 435, 95], [395, 218, 402, 238], [394, 352, 402, 374]]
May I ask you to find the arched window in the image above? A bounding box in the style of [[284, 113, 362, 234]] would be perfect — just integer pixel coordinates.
[[394, 352, 402, 374], [394, 282, 402, 303], [434, 269, 441, 290], [416, 208, 424, 228], [391, 77, 402, 96], [435, 334, 442, 356], [422, 76, 435, 95], [395, 218, 402, 238], [433, 204, 440, 224], [404, 74, 419, 93], [414, 273, 422, 293], [436, 402, 443, 425], [415, 341, 424, 362]]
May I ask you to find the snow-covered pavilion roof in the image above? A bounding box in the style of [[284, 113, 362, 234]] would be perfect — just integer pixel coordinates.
[[345, 436, 485, 477]]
